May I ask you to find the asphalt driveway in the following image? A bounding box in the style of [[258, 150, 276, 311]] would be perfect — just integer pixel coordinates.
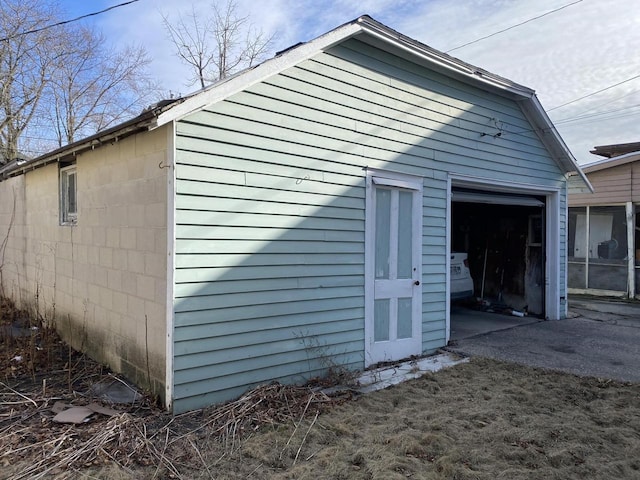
[[446, 298, 640, 383]]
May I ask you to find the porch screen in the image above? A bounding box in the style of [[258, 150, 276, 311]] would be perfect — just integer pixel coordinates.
[[568, 206, 628, 292]]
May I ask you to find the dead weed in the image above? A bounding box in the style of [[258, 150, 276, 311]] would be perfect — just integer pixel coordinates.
[[0, 298, 343, 479]]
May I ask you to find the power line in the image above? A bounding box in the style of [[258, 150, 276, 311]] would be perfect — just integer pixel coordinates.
[[446, 0, 583, 53], [553, 111, 640, 129], [556, 88, 640, 117], [489, 102, 640, 138], [440, 0, 640, 127], [547, 73, 640, 111], [0, 0, 142, 43], [554, 103, 640, 125]]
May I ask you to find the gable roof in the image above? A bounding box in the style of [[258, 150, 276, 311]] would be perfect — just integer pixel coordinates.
[[0, 15, 591, 190]]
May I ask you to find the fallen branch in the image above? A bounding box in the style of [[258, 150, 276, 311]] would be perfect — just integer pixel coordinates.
[[189, 436, 214, 479], [0, 381, 38, 408], [293, 410, 320, 466]]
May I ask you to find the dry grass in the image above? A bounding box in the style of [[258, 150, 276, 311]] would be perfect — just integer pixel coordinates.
[[256, 358, 640, 480], [2, 382, 337, 480], [2, 295, 640, 479]]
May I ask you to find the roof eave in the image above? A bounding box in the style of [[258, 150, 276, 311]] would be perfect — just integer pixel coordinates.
[[519, 96, 593, 193], [581, 150, 640, 174], [0, 118, 154, 179], [356, 16, 534, 99], [0, 99, 183, 179]]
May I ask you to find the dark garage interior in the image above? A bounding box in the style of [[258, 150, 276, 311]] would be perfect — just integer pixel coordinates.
[[451, 190, 546, 318]]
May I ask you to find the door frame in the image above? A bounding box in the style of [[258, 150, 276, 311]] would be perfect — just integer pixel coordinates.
[[364, 168, 423, 367], [447, 174, 562, 343]]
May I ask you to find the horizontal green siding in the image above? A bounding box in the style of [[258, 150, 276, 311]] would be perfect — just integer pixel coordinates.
[[175, 252, 363, 269], [175, 285, 362, 313], [174, 263, 364, 283], [172, 38, 567, 412], [175, 239, 363, 255], [174, 309, 364, 344], [176, 225, 362, 241], [175, 296, 364, 327], [174, 329, 363, 375], [177, 210, 362, 230], [175, 275, 362, 298], [174, 349, 361, 405]]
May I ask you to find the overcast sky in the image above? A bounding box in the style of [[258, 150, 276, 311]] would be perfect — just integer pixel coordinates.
[[64, 0, 640, 165]]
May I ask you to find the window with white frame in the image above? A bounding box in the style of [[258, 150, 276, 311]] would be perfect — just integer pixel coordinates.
[[60, 163, 77, 224]]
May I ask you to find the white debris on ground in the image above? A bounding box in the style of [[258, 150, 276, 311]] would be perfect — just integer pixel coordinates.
[[356, 352, 469, 394]]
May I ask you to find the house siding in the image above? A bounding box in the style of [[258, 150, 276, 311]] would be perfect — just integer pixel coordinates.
[[0, 127, 170, 401], [569, 163, 638, 206], [172, 38, 566, 412], [567, 160, 638, 298]]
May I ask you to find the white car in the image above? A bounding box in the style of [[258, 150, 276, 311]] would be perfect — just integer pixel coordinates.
[[450, 252, 474, 300]]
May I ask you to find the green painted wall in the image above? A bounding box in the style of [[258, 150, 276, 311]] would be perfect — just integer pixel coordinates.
[[172, 38, 565, 412]]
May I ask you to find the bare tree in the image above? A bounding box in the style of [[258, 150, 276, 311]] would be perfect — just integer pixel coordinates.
[[0, 0, 64, 162], [0, 0, 161, 163], [162, 0, 275, 89], [47, 25, 158, 146]]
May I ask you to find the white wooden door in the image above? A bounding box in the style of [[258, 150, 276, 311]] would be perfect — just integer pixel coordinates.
[[365, 174, 422, 366]]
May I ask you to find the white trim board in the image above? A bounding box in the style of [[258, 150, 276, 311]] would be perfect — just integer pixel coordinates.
[[165, 121, 177, 411], [451, 190, 545, 207]]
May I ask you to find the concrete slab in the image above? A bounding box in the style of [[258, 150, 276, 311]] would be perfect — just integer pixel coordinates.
[[324, 297, 640, 397], [356, 353, 469, 393], [450, 304, 540, 340], [320, 353, 469, 397], [569, 296, 640, 318], [447, 300, 640, 383]]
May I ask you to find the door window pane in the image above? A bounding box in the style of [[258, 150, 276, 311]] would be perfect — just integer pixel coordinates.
[[397, 190, 413, 278], [397, 298, 412, 339], [374, 299, 390, 342], [375, 189, 391, 279]]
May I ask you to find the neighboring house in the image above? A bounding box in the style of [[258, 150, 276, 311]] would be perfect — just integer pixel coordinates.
[[568, 142, 640, 298], [0, 16, 589, 413]]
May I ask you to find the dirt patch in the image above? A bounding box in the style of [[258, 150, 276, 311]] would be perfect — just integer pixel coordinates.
[[2, 296, 640, 479]]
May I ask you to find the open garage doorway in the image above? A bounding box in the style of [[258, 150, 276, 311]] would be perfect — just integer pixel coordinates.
[[449, 188, 546, 340]]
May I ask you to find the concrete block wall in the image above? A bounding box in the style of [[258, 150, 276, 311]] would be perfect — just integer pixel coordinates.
[[0, 174, 27, 302], [0, 125, 170, 403]]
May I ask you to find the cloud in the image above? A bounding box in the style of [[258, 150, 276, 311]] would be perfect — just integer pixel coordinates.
[[398, 0, 640, 163], [89, 0, 640, 163]]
